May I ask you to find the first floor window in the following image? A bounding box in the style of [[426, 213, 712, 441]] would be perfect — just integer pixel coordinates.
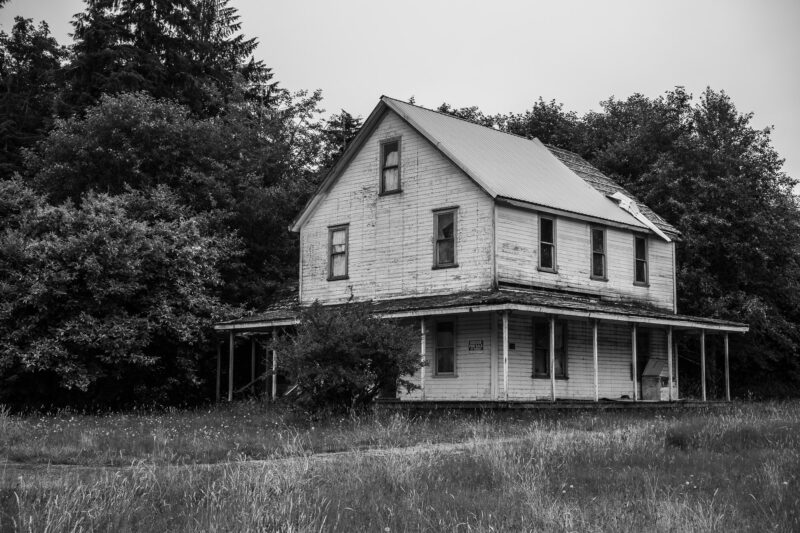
[[328, 225, 348, 280], [591, 227, 606, 279], [434, 208, 457, 267], [435, 321, 455, 375], [533, 318, 567, 378], [539, 216, 556, 271], [634, 235, 648, 285]]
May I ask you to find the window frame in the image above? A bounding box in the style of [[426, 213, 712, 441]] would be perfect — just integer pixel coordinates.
[[590, 226, 607, 281], [379, 137, 402, 195], [531, 318, 568, 379], [633, 234, 649, 286], [538, 215, 557, 273], [327, 224, 349, 281], [434, 319, 457, 377], [432, 207, 459, 269]]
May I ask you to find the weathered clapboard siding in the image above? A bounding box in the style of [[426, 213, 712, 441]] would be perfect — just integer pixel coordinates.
[[403, 313, 493, 400], [401, 314, 674, 401], [300, 110, 494, 304], [496, 205, 675, 311]]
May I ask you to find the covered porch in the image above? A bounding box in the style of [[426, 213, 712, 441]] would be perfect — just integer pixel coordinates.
[[212, 288, 748, 404]]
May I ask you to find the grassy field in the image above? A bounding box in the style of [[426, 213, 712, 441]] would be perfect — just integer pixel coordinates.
[[1, 402, 798, 531]]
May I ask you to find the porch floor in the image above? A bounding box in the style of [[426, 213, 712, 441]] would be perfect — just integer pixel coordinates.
[[376, 398, 730, 411]]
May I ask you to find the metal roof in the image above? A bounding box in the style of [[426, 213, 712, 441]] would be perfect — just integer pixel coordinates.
[[382, 97, 649, 230]]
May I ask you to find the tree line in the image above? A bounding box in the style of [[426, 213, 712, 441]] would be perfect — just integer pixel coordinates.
[[1, 0, 797, 407]]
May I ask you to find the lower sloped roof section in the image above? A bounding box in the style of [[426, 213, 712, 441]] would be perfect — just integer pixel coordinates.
[[214, 288, 748, 333]]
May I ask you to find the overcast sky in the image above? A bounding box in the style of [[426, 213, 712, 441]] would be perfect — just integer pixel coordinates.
[[3, 0, 799, 181]]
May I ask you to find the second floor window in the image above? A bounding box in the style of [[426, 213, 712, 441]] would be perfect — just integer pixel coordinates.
[[634, 235, 648, 285], [328, 225, 348, 280], [434, 208, 457, 267], [380, 139, 400, 193], [591, 227, 606, 280], [539, 216, 556, 271]]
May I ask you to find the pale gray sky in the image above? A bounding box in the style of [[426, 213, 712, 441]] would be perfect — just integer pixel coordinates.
[[3, 0, 799, 182]]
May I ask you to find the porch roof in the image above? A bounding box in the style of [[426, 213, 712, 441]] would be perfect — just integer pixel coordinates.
[[214, 287, 748, 333]]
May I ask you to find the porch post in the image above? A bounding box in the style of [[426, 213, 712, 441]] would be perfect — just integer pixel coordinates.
[[724, 333, 730, 402], [675, 342, 680, 399], [215, 338, 221, 402], [631, 324, 638, 401], [549, 316, 556, 402], [420, 317, 426, 400], [502, 311, 509, 401], [490, 312, 498, 399], [667, 326, 674, 402], [592, 319, 599, 402], [250, 338, 256, 394], [228, 331, 234, 402], [271, 329, 277, 401], [264, 338, 270, 397], [700, 329, 707, 402]]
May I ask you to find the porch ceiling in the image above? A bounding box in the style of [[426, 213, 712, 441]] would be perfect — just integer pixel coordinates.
[[213, 287, 748, 333]]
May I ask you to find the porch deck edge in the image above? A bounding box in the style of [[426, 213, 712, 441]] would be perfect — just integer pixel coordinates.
[[376, 399, 730, 411]]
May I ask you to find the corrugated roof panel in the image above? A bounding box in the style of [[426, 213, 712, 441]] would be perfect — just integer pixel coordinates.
[[383, 97, 647, 229]]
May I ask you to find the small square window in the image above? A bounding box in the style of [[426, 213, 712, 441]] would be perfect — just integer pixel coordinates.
[[380, 139, 401, 194], [434, 208, 458, 268], [328, 225, 348, 280]]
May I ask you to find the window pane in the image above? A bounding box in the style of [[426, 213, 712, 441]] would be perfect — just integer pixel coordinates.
[[635, 236, 646, 260], [540, 218, 553, 243], [436, 348, 454, 373], [332, 229, 346, 245], [635, 260, 647, 283], [331, 253, 346, 277], [383, 168, 399, 191], [437, 239, 454, 265], [592, 229, 604, 253], [540, 243, 553, 269], [437, 213, 454, 239], [593, 253, 605, 277], [383, 142, 398, 167]]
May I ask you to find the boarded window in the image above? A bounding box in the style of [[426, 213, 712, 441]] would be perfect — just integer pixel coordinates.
[[381, 140, 400, 193], [434, 209, 457, 267], [539, 217, 556, 271], [328, 225, 348, 280], [634, 235, 648, 284], [533, 319, 567, 378], [435, 321, 455, 375], [591, 227, 606, 279]]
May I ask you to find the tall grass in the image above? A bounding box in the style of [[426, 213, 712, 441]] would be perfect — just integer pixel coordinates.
[[2, 402, 799, 531]]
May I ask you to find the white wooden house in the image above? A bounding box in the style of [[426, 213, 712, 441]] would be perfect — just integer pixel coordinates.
[[215, 97, 748, 404]]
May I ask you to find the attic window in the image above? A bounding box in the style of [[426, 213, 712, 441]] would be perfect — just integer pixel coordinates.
[[380, 139, 401, 194], [433, 207, 458, 268], [591, 227, 607, 281], [328, 224, 349, 280]]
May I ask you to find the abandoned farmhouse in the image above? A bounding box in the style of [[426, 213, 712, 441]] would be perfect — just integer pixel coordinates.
[[215, 96, 748, 404]]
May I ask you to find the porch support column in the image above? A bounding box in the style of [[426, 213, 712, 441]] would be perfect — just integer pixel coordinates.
[[264, 339, 270, 397], [549, 316, 556, 402], [700, 329, 707, 402], [631, 324, 638, 401], [490, 312, 498, 399], [724, 333, 730, 402], [228, 331, 234, 402], [420, 318, 426, 400], [215, 338, 221, 402], [592, 319, 599, 402], [250, 338, 256, 394], [667, 326, 674, 402], [675, 342, 680, 399], [502, 311, 509, 401], [271, 329, 277, 401]]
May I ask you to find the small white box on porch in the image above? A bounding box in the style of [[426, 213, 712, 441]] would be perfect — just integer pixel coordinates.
[[641, 358, 677, 401]]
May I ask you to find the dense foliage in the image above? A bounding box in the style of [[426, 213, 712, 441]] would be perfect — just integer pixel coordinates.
[[273, 302, 422, 412], [0, 0, 797, 406]]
